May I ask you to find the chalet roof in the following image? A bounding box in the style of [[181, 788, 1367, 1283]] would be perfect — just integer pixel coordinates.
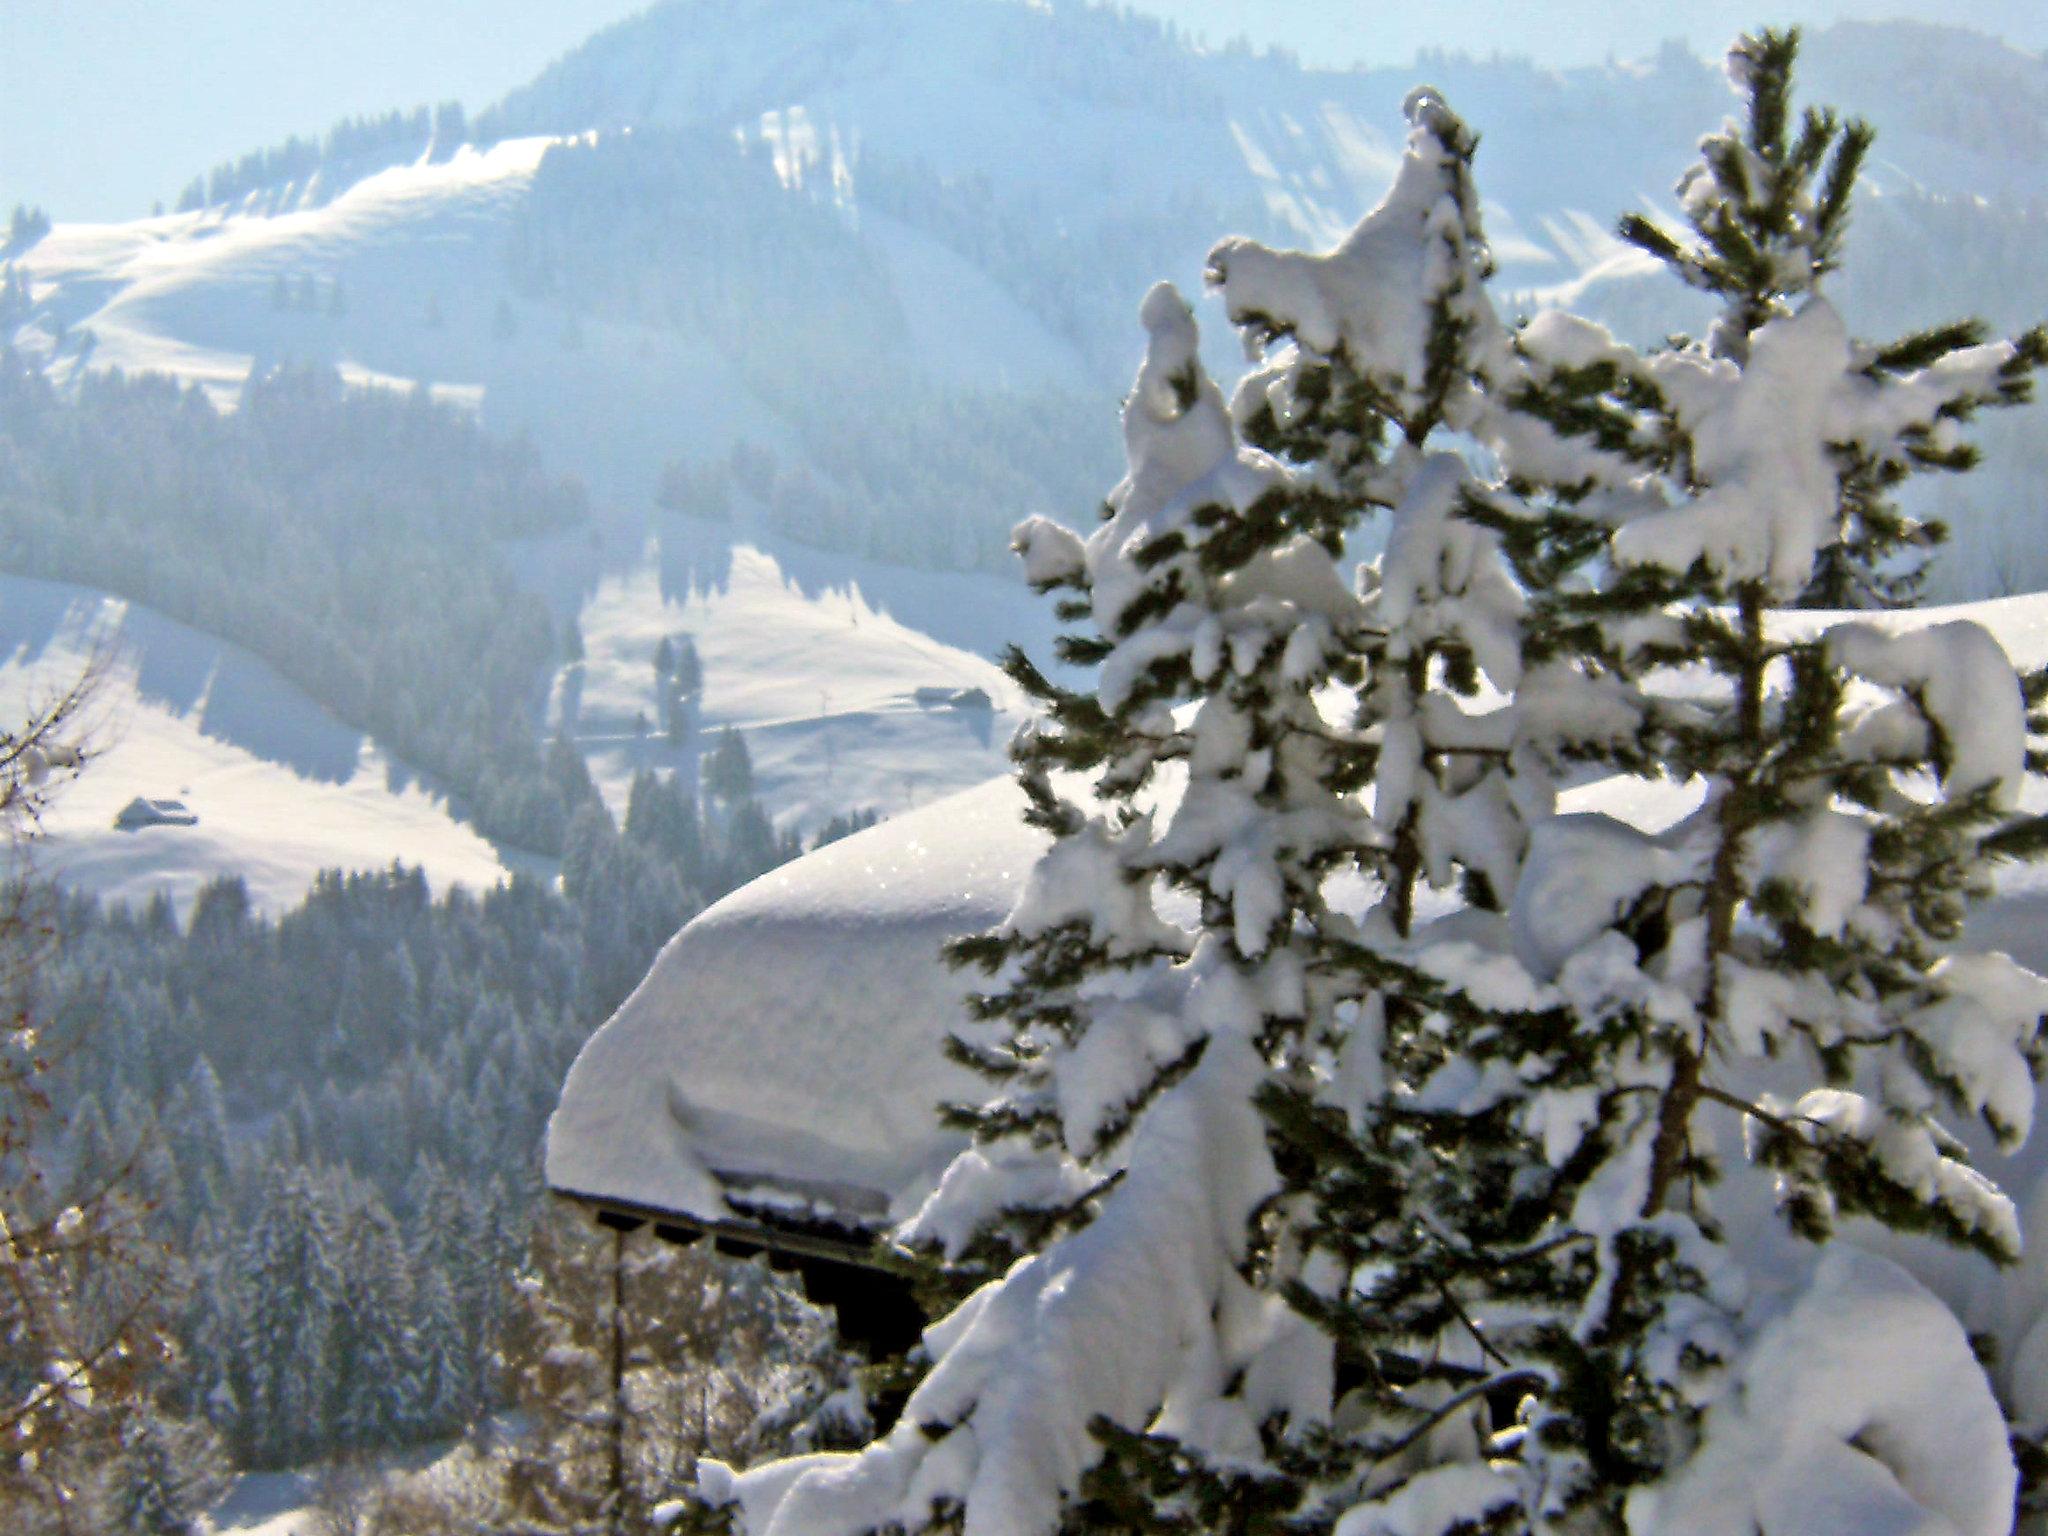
[[114, 795, 198, 829], [546, 774, 1043, 1242]]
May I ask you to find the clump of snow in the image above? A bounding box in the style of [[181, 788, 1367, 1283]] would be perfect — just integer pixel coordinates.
[[1209, 87, 1502, 430], [1765, 1087, 2022, 1260], [1609, 297, 2038, 600], [1827, 618, 2027, 806], [1627, 1248, 2015, 1536], [1509, 813, 1705, 981]]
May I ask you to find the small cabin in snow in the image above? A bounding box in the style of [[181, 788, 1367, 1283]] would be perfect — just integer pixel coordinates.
[[114, 796, 198, 831]]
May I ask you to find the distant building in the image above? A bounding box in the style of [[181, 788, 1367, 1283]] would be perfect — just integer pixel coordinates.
[[114, 796, 198, 831]]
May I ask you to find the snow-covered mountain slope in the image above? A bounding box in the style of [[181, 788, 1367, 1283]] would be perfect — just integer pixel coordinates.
[[8, 6, 2040, 531], [0, 575, 526, 916], [496, 5, 2048, 252], [5, 0, 2046, 891], [5, 138, 808, 502], [513, 514, 1059, 830]]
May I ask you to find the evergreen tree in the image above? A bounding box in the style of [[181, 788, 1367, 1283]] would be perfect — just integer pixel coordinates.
[[1323, 32, 2048, 1532], [703, 727, 753, 803], [1613, 30, 2042, 609], [701, 248, 1396, 1523], [672, 635, 703, 696], [103, 1409, 230, 1536], [704, 38, 2048, 1536]]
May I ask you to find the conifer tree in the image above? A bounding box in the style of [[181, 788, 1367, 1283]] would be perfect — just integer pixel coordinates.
[[1613, 29, 2045, 609], [102, 1408, 230, 1536], [704, 728, 754, 804], [699, 221, 1418, 1531], [702, 34, 2048, 1536], [1323, 31, 2048, 1533]]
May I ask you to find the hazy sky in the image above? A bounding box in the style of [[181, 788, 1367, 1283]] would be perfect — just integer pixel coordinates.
[[0, 0, 648, 221], [3, 0, 2040, 223]]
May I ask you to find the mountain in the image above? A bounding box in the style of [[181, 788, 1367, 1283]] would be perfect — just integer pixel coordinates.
[[7, 6, 2043, 585], [4, 4, 2047, 861]]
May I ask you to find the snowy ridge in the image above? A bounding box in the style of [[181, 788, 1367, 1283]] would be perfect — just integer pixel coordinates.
[[9, 9, 2041, 530]]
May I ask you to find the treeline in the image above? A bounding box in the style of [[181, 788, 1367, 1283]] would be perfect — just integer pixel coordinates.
[[173, 102, 472, 214], [35, 745, 855, 1477], [0, 353, 596, 852], [658, 378, 1112, 573]]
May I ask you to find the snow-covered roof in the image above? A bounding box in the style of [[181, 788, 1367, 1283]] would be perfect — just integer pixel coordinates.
[[546, 774, 1043, 1231]]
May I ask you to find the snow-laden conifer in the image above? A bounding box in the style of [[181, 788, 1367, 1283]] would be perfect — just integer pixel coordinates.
[[1614, 28, 2048, 608], [698, 275, 1386, 1536], [1201, 88, 1577, 1525], [1329, 30, 2048, 1534], [692, 85, 1560, 1536], [692, 32, 2048, 1536]]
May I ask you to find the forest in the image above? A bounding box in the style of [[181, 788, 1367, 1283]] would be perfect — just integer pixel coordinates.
[[6, 734, 873, 1528]]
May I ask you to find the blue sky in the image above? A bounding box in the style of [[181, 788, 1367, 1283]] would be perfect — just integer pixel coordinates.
[[0, 0, 648, 220], [4, 0, 2040, 222]]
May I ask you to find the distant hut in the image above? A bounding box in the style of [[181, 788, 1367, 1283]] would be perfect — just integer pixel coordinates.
[[113, 797, 198, 831]]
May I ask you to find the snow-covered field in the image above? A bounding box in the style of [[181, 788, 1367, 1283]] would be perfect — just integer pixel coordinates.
[[0, 574, 525, 917], [518, 514, 1061, 832]]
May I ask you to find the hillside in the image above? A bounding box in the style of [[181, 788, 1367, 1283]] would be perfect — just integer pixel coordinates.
[[6, 4, 2044, 594], [512, 512, 1057, 830], [0, 573, 522, 915]]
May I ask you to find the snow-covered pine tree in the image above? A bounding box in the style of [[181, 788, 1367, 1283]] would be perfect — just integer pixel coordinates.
[[1613, 28, 2047, 609], [1182, 87, 1573, 1521], [692, 113, 1515, 1522], [1324, 31, 2048, 1534], [101, 1407, 231, 1536]]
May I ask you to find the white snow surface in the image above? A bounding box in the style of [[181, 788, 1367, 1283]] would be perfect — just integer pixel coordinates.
[[1626, 1247, 2014, 1536], [545, 774, 1040, 1224], [0, 574, 521, 917], [527, 518, 1048, 832]]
